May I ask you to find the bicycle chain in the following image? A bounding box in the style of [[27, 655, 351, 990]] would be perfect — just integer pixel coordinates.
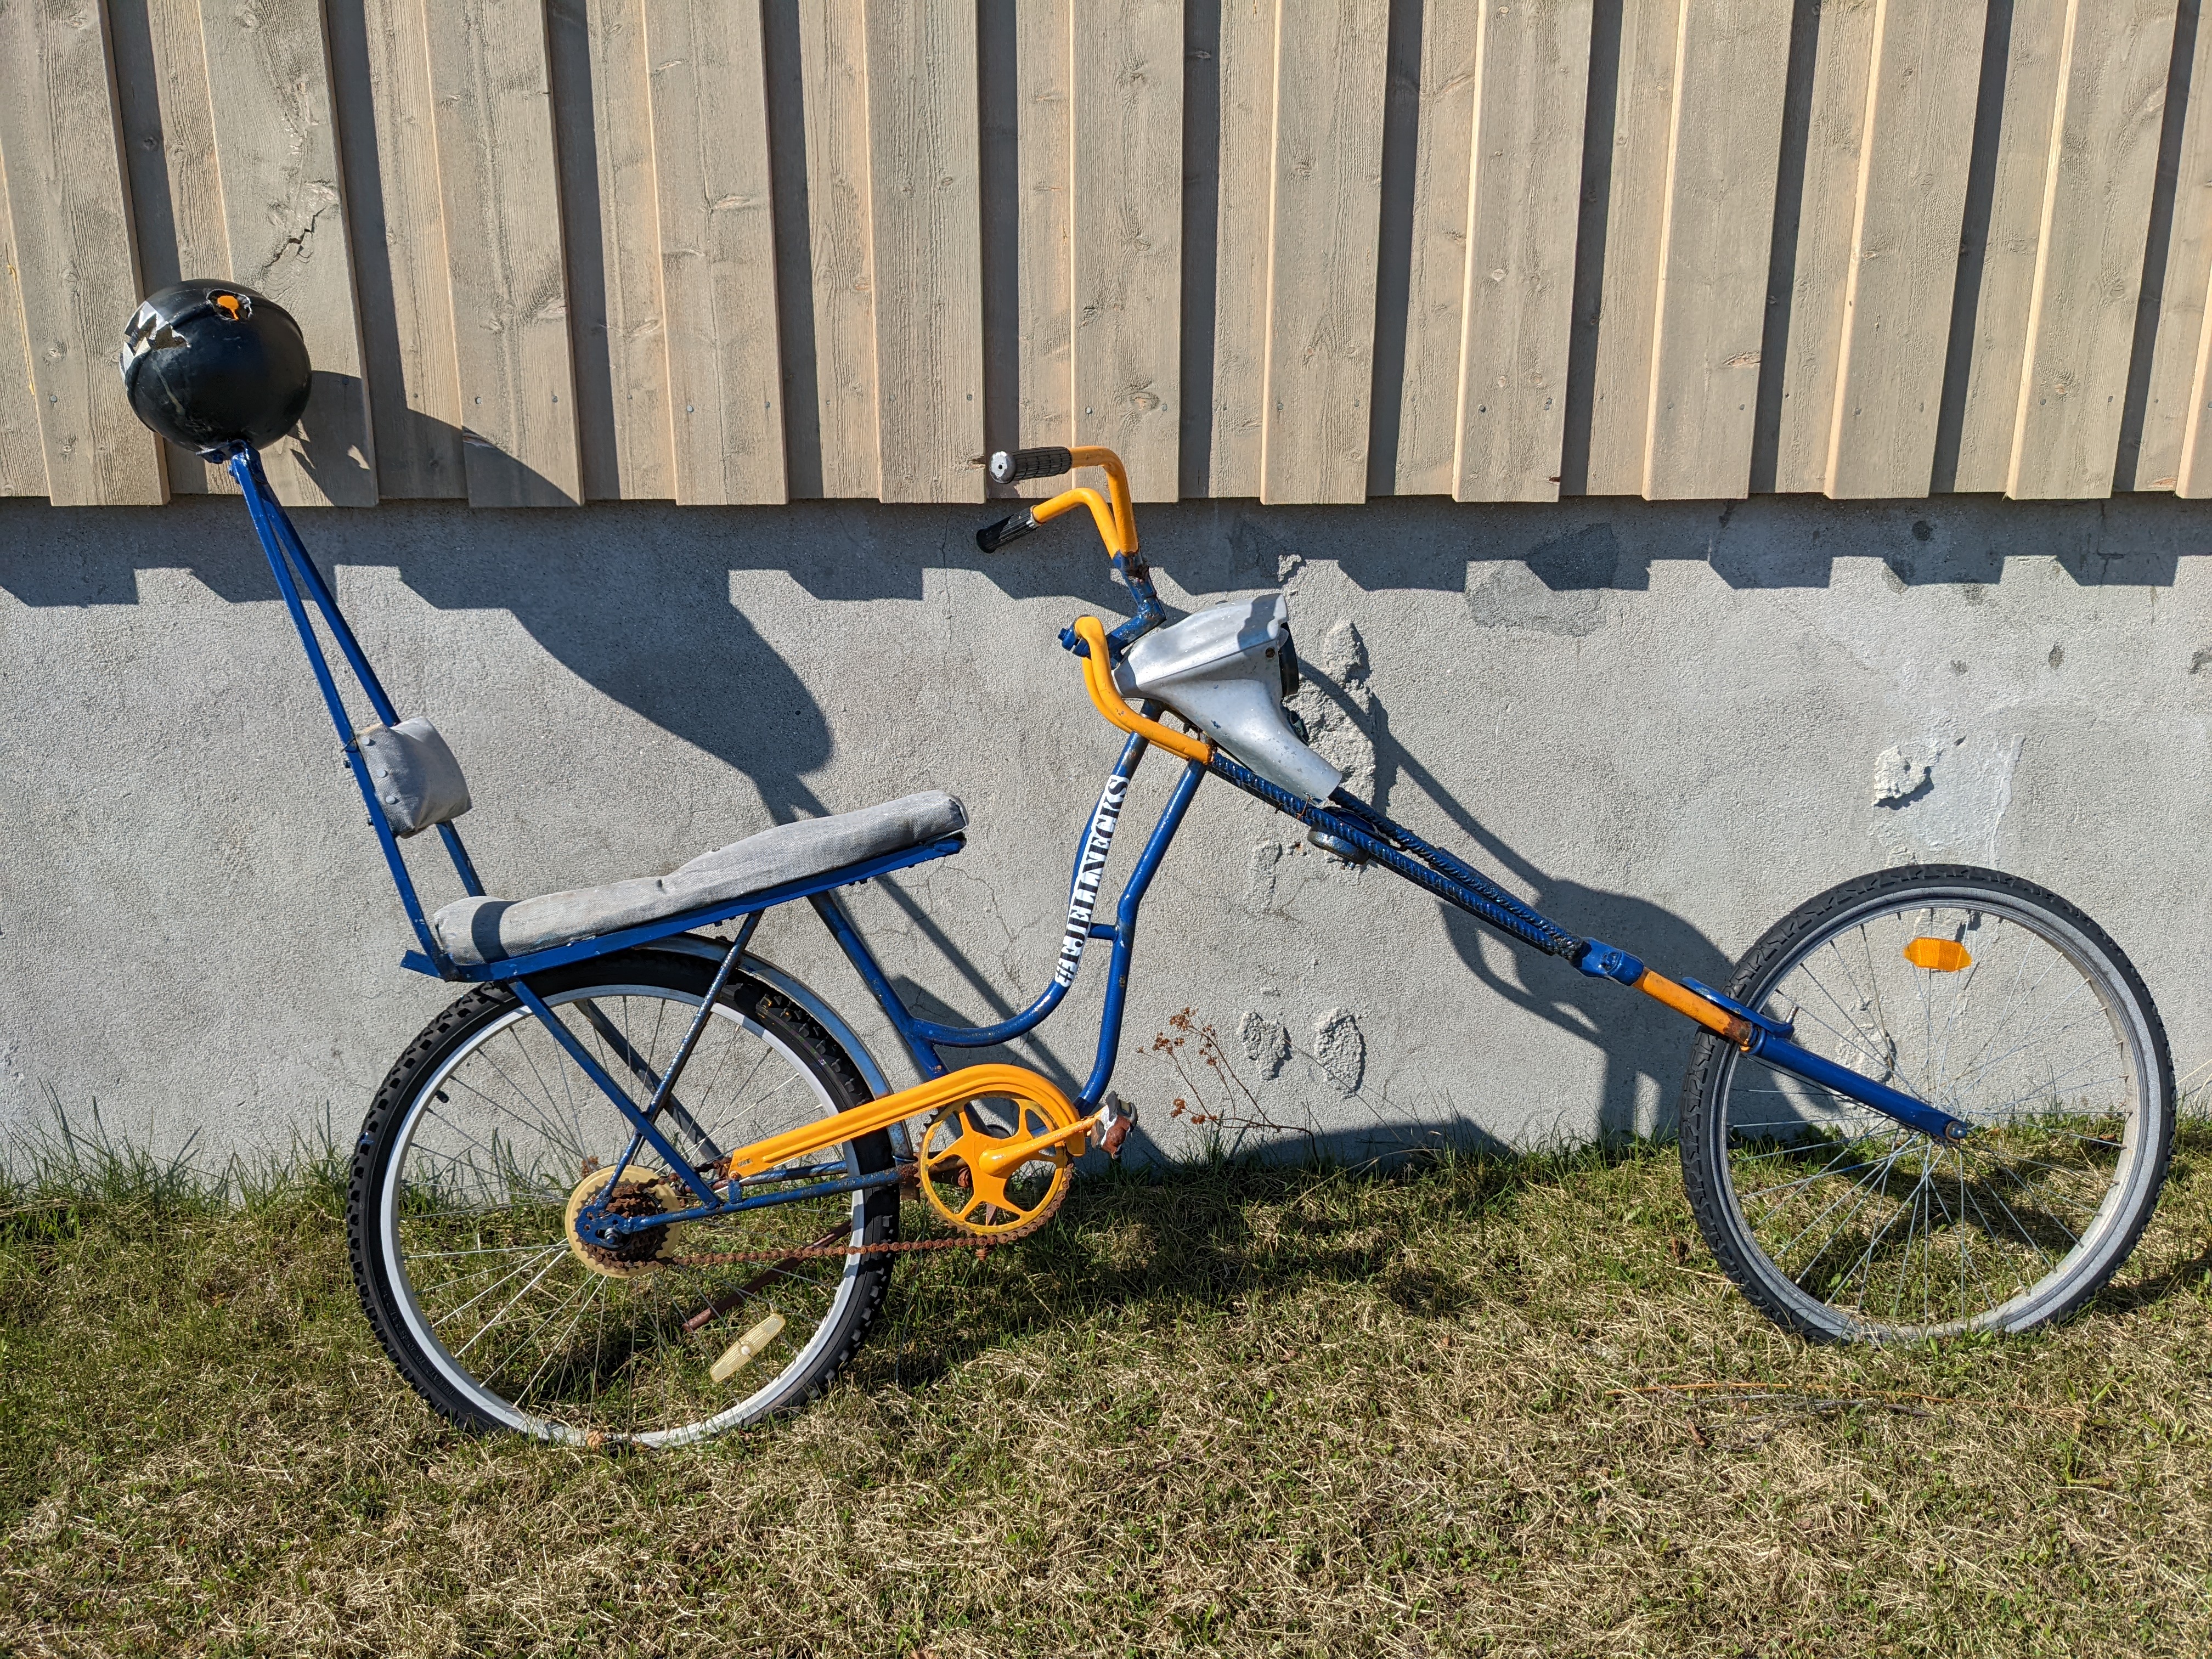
[[660, 1172, 1070, 1268]]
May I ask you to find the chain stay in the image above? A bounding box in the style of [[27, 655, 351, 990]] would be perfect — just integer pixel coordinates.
[[663, 1175, 1070, 1267]]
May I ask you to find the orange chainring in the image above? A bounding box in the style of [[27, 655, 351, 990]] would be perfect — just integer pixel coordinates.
[[915, 1093, 1084, 1237]]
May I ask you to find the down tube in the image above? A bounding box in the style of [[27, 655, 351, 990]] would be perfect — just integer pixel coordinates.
[[1078, 757, 1205, 1107]]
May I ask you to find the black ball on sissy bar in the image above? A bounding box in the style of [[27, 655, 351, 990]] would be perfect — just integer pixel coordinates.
[[118, 280, 312, 453]]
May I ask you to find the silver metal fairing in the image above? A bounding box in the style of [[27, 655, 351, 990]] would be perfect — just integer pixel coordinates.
[[1113, 594, 1343, 803]]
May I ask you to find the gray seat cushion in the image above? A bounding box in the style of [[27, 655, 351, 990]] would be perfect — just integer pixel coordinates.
[[432, 790, 966, 967]]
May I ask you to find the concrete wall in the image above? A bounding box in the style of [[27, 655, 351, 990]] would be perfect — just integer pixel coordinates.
[[3, 492, 2208, 1166]]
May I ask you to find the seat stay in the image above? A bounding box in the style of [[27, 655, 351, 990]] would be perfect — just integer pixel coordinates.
[[509, 977, 725, 1207], [571, 998, 723, 1163], [566, 911, 760, 1167]]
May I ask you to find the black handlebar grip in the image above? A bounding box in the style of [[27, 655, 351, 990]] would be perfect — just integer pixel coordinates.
[[988, 446, 1075, 485], [975, 508, 1042, 553]]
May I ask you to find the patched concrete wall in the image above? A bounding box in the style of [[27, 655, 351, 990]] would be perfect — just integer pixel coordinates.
[[3, 493, 2208, 1165]]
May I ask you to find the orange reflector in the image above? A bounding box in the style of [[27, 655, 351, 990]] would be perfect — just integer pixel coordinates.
[[1904, 936, 1972, 972]]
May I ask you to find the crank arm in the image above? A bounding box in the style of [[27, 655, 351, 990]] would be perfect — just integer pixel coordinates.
[[967, 1113, 1100, 1181]]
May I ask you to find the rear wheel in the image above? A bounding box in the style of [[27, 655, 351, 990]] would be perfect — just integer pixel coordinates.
[[348, 950, 896, 1444], [1680, 865, 2173, 1342]]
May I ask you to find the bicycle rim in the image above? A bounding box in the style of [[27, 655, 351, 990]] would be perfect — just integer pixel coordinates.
[[1702, 877, 2166, 1340], [376, 975, 879, 1444]]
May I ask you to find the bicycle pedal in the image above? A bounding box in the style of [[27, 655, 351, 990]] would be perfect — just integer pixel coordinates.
[[710, 1312, 785, 1385], [1099, 1091, 1136, 1158]]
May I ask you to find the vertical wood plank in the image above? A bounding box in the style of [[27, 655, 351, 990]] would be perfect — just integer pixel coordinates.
[[1582, 0, 1680, 495], [1452, 0, 1595, 503], [862, 0, 984, 503], [1012, 0, 1071, 495], [788, 0, 878, 499], [0, 155, 52, 494], [2176, 228, 2212, 492], [1070, 0, 1182, 499], [199, 0, 378, 506], [0, 0, 166, 505], [2131, 1, 2210, 490], [1388, 0, 1480, 495], [1825, 0, 1988, 498], [334, 0, 464, 499], [111, 0, 235, 495], [423, 0, 583, 506], [1770, 0, 1877, 494], [1208, 0, 1276, 497], [548, 0, 673, 501], [1950, 0, 2069, 490], [2008, 0, 2182, 498], [1259, 0, 1389, 505], [1642, 0, 1792, 499], [643, 0, 786, 505]]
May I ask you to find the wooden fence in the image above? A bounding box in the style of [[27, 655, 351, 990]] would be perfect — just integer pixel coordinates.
[[2, 0, 2208, 510]]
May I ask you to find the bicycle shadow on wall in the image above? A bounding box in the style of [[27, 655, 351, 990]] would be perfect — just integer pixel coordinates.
[[0, 415, 1737, 1157], [1300, 662, 1736, 1148], [0, 410, 1138, 1098]]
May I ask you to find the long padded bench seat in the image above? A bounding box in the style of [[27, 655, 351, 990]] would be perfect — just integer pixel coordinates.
[[432, 790, 967, 967]]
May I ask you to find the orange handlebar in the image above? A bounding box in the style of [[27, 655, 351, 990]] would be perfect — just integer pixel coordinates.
[[1070, 616, 1212, 764], [1032, 487, 1126, 556], [1066, 447, 1136, 552]]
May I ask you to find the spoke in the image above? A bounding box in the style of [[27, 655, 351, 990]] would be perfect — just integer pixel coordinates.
[[514, 1275, 608, 1404], [408, 1240, 563, 1261], [1783, 962, 1902, 1077], [450, 1246, 573, 1359], [426, 1242, 568, 1334], [1846, 1158, 1936, 1316], [1759, 1127, 1907, 1270], [1960, 1154, 2068, 1268], [505, 1019, 584, 1150], [477, 1034, 589, 1161], [1946, 947, 2075, 1097]]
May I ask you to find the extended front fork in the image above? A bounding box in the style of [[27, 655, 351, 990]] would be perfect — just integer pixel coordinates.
[[1206, 757, 1972, 1145]]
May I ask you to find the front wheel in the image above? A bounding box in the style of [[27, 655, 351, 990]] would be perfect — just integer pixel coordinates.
[[347, 950, 899, 1445], [1680, 865, 2174, 1342]]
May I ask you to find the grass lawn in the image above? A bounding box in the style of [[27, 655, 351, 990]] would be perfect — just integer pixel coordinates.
[[3, 1122, 2209, 1658]]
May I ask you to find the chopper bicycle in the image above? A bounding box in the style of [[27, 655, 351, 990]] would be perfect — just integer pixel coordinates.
[[123, 284, 2175, 1447]]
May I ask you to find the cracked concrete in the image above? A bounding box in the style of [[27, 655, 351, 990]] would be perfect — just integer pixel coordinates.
[[3, 489, 2209, 1164]]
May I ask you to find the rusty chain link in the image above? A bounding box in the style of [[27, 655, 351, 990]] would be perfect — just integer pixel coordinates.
[[659, 1170, 1071, 1269]]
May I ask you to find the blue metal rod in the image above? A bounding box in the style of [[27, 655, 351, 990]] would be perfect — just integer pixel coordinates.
[[809, 890, 950, 1079], [233, 458, 444, 963], [229, 447, 488, 900], [909, 726, 1153, 1048], [230, 448, 399, 723], [1229, 763, 1969, 1142], [1746, 1030, 1969, 1142], [509, 978, 723, 1206], [1325, 789, 1576, 952], [613, 1167, 901, 1234], [1207, 754, 1584, 958], [1077, 755, 1204, 1106]]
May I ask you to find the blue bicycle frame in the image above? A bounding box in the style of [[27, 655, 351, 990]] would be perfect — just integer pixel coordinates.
[[223, 438, 1968, 1243]]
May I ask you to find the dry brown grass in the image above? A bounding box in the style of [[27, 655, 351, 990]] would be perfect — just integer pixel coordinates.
[[4, 1124, 2210, 1658]]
